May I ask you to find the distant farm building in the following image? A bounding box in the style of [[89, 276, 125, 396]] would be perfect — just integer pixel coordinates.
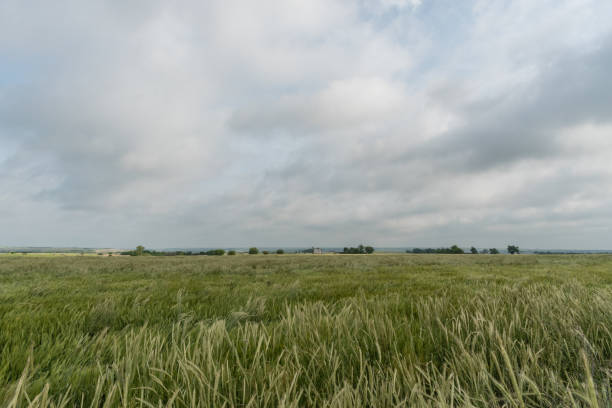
[[313, 247, 322, 254]]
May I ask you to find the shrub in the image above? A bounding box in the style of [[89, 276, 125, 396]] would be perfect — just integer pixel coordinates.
[[262, 250, 270, 255], [227, 250, 236, 256], [249, 247, 259, 255], [276, 249, 284, 254]]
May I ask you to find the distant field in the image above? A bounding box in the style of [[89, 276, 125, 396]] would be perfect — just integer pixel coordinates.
[[1, 254, 611, 407]]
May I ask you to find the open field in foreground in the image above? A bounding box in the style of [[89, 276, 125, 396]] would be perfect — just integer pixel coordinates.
[[1, 254, 611, 407]]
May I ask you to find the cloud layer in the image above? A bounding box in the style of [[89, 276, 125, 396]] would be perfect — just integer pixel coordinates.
[[1, 0, 612, 249]]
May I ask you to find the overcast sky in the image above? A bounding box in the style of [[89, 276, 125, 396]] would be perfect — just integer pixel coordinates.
[[1, 0, 612, 249]]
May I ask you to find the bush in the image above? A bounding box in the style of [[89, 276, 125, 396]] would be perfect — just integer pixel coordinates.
[[249, 247, 259, 255], [276, 249, 284, 254], [262, 250, 270, 255], [227, 250, 236, 256]]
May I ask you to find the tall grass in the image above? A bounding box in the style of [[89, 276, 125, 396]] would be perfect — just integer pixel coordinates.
[[0, 255, 611, 407]]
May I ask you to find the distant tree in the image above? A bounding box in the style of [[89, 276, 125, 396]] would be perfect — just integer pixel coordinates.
[[202, 249, 225, 256], [410, 246, 470, 254], [135, 245, 145, 256], [262, 250, 270, 255], [342, 245, 374, 254], [507, 245, 520, 254], [450, 245, 464, 254], [480, 248, 489, 254], [248, 247, 259, 255], [470, 246, 478, 254], [227, 250, 237, 256], [490, 248, 499, 254], [276, 249, 285, 254]]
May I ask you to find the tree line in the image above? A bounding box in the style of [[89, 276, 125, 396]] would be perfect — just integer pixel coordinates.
[[122, 244, 519, 256], [122, 245, 378, 256], [408, 245, 519, 254], [342, 245, 374, 254], [121, 246, 232, 256]]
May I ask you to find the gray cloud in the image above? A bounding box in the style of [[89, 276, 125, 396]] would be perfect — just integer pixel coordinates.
[[1, 0, 612, 249], [416, 36, 612, 172]]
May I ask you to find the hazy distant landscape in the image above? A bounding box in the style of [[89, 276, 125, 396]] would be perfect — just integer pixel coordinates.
[[3, 246, 612, 255]]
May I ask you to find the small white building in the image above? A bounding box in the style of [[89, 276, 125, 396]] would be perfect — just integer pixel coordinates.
[[313, 247, 322, 254]]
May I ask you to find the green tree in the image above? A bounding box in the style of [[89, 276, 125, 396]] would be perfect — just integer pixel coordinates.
[[262, 250, 270, 255], [490, 248, 499, 254], [276, 249, 284, 254], [507, 245, 520, 254], [135, 245, 145, 256], [227, 250, 236, 255], [365, 246, 374, 254], [249, 247, 259, 255], [450, 245, 464, 254], [470, 246, 478, 254]]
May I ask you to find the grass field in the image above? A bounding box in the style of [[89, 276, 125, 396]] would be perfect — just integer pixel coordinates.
[[1, 254, 611, 407]]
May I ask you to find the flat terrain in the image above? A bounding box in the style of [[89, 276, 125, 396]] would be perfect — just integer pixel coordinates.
[[1, 254, 611, 407]]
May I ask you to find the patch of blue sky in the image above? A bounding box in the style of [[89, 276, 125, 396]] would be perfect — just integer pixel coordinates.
[[353, 1, 477, 85], [0, 137, 19, 164], [406, 3, 477, 80], [0, 66, 27, 87], [0, 54, 47, 87]]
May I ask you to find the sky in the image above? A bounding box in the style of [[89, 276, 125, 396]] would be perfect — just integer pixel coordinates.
[[1, 0, 612, 249]]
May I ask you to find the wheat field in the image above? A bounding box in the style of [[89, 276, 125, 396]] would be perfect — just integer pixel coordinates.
[[1, 254, 611, 407]]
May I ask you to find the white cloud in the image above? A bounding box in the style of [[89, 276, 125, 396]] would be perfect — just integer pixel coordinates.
[[1, 0, 612, 248]]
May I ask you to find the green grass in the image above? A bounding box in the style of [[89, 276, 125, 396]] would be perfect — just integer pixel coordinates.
[[1, 254, 611, 407]]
